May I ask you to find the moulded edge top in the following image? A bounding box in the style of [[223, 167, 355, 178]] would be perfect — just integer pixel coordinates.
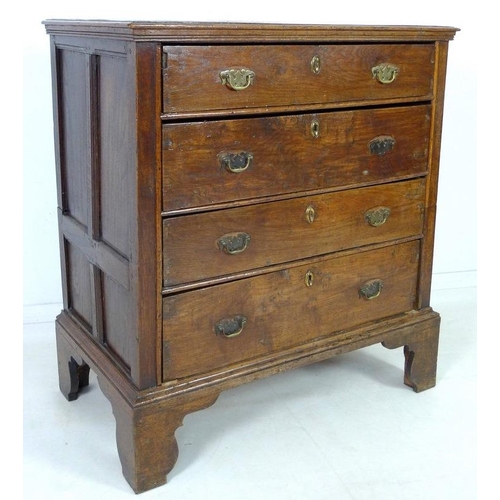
[[42, 20, 459, 42]]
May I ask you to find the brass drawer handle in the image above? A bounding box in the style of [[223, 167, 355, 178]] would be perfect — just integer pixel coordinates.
[[359, 279, 384, 300], [217, 232, 251, 255], [364, 206, 391, 227], [372, 63, 399, 84], [219, 152, 254, 173], [220, 68, 255, 91], [215, 315, 247, 338], [369, 135, 396, 156]]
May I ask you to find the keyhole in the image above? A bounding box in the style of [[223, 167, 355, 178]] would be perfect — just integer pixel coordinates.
[[305, 205, 315, 224], [305, 270, 314, 287], [311, 55, 321, 74], [311, 119, 320, 138]]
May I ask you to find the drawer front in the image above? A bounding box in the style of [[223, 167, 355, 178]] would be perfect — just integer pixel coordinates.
[[162, 240, 419, 380], [162, 44, 434, 115], [162, 105, 431, 212], [163, 178, 425, 287]]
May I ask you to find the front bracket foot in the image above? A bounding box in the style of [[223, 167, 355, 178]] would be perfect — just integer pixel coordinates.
[[98, 376, 220, 494], [382, 313, 440, 393]]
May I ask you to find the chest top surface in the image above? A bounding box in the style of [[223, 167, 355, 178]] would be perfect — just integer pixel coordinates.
[[43, 20, 458, 42]]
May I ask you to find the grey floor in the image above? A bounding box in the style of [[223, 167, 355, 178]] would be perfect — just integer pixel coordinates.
[[23, 286, 476, 499]]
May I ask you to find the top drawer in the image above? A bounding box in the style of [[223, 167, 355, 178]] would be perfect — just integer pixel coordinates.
[[162, 44, 435, 116]]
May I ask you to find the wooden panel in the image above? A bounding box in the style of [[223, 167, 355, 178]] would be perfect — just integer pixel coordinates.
[[51, 36, 160, 389], [102, 273, 133, 371], [99, 53, 133, 258], [163, 178, 425, 287], [58, 48, 89, 226], [60, 211, 130, 291], [162, 44, 434, 115], [162, 240, 420, 380], [162, 105, 431, 212], [66, 240, 92, 330]]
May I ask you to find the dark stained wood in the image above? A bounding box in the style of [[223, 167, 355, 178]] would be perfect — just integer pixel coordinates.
[[88, 53, 101, 241], [89, 264, 104, 342], [56, 324, 90, 401], [163, 179, 425, 287], [65, 240, 93, 331], [132, 42, 164, 388], [57, 47, 90, 227], [101, 272, 135, 370], [50, 35, 161, 388], [46, 21, 457, 493], [97, 52, 133, 257], [162, 105, 431, 212], [163, 44, 435, 115], [59, 212, 130, 291]]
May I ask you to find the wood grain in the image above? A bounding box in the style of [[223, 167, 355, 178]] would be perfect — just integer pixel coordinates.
[[163, 240, 420, 379], [44, 21, 458, 43], [162, 105, 431, 212], [163, 44, 435, 115], [163, 178, 425, 287]]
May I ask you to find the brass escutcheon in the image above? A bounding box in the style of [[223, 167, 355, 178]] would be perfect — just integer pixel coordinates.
[[305, 205, 316, 224], [311, 55, 321, 74], [220, 68, 255, 91], [310, 119, 320, 138], [305, 270, 315, 287], [372, 63, 399, 84]]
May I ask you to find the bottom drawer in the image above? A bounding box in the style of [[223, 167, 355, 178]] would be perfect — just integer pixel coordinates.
[[162, 240, 420, 380]]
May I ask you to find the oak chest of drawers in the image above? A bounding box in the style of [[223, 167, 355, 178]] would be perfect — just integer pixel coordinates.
[[44, 20, 457, 493]]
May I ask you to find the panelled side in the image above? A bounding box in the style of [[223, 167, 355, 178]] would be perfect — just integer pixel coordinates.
[[51, 35, 160, 388]]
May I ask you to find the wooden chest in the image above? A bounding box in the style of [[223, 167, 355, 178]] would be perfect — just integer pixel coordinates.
[[44, 20, 457, 493]]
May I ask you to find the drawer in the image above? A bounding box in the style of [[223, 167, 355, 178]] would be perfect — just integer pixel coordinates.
[[162, 240, 420, 380], [163, 178, 425, 287], [162, 44, 435, 115], [162, 105, 431, 212]]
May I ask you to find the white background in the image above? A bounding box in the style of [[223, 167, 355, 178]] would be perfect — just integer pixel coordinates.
[[15, 1, 494, 497]]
